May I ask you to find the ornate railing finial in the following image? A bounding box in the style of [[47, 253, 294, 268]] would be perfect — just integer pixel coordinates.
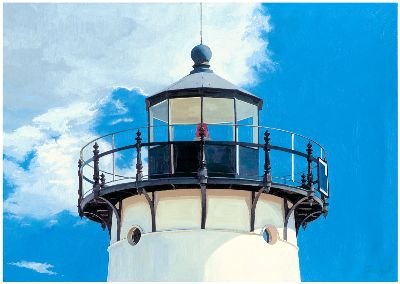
[[306, 141, 314, 206], [100, 173, 106, 188], [198, 126, 208, 184], [263, 130, 271, 191], [93, 142, 100, 197], [135, 129, 143, 182]]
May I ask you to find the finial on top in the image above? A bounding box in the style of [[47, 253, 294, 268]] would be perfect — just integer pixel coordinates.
[[190, 44, 212, 74], [191, 44, 212, 65]]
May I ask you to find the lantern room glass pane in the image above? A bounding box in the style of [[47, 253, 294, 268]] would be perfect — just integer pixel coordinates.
[[170, 97, 201, 124], [149, 100, 168, 142], [203, 97, 234, 124], [236, 99, 258, 124], [151, 100, 168, 122], [203, 97, 234, 141], [236, 99, 258, 143], [170, 124, 198, 141]]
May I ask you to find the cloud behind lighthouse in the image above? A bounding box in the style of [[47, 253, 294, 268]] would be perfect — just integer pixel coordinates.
[[3, 3, 272, 220]]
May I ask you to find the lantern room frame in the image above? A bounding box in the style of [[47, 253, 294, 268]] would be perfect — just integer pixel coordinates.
[[146, 87, 262, 179]]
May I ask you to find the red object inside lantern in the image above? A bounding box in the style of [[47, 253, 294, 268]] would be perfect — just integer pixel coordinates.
[[195, 123, 210, 139]]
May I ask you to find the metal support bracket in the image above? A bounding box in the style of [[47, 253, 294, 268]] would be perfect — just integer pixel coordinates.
[[250, 185, 270, 232], [97, 196, 122, 241], [83, 211, 108, 231], [297, 211, 322, 234], [283, 196, 308, 241], [141, 188, 156, 232]]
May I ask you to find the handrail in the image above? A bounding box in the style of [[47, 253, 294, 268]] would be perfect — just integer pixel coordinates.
[[80, 124, 327, 159], [80, 143, 323, 186], [93, 140, 319, 163], [78, 124, 329, 203]]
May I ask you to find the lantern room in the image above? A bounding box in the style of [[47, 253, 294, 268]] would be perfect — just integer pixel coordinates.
[[146, 44, 262, 178], [77, 43, 330, 244]]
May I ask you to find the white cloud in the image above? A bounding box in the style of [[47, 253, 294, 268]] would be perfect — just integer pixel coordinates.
[[46, 219, 58, 228], [32, 102, 97, 133], [3, 3, 272, 220], [4, 3, 272, 130], [3, 125, 47, 162], [110, 118, 134, 126], [9, 261, 57, 275], [73, 218, 89, 227], [4, 131, 95, 218]]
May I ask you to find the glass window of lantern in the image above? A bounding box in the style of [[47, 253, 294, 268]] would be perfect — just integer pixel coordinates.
[[236, 99, 258, 143], [202, 97, 234, 141], [149, 100, 168, 142], [169, 97, 201, 141]]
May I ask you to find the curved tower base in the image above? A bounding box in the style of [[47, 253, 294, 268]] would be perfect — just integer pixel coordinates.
[[107, 189, 300, 282]]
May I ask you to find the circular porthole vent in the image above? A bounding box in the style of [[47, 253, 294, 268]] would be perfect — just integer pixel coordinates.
[[127, 226, 142, 246], [261, 226, 278, 245]]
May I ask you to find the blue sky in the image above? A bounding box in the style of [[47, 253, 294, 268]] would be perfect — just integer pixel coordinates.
[[3, 3, 398, 281]]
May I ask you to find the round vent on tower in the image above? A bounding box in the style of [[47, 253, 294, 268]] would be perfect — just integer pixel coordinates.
[[262, 226, 278, 245], [127, 226, 142, 246]]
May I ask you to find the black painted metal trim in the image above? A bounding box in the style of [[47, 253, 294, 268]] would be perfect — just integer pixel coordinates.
[[141, 188, 156, 232], [97, 196, 121, 241], [296, 211, 322, 235], [146, 88, 262, 110], [200, 184, 207, 229], [283, 196, 308, 241]]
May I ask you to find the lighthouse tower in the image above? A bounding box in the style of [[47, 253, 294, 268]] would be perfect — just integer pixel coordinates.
[[78, 44, 329, 281]]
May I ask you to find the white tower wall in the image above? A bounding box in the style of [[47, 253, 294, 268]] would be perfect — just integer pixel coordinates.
[[108, 189, 300, 281]]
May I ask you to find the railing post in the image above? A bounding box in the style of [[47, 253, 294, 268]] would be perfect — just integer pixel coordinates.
[[93, 142, 100, 197], [306, 142, 314, 206], [291, 133, 295, 182], [301, 173, 307, 188], [322, 197, 329, 218], [250, 130, 272, 232], [100, 173, 106, 188], [112, 133, 115, 182], [198, 126, 208, 184], [78, 159, 83, 217], [135, 129, 143, 182], [198, 125, 208, 229], [263, 130, 271, 191]]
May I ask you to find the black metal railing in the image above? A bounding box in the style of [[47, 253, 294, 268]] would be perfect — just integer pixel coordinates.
[[78, 124, 329, 203]]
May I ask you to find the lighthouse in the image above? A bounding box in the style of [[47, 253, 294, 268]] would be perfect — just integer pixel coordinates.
[[77, 44, 329, 281]]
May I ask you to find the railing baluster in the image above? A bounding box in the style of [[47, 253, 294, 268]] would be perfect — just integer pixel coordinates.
[[198, 125, 208, 229], [198, 126, 208, 184], [291, 133, 295, 182], [93, 142, 100, 197], [112, 134, 115, 182], [78, 159, 83, 217], [250, 130, 272, 232], [306, 142, 314, 206], [301, 173, 307, 188], [323, 197, 329, 218], [263, 130, 271, 189], [135, 130, 143, 182], [100, 173, 106, 188]]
